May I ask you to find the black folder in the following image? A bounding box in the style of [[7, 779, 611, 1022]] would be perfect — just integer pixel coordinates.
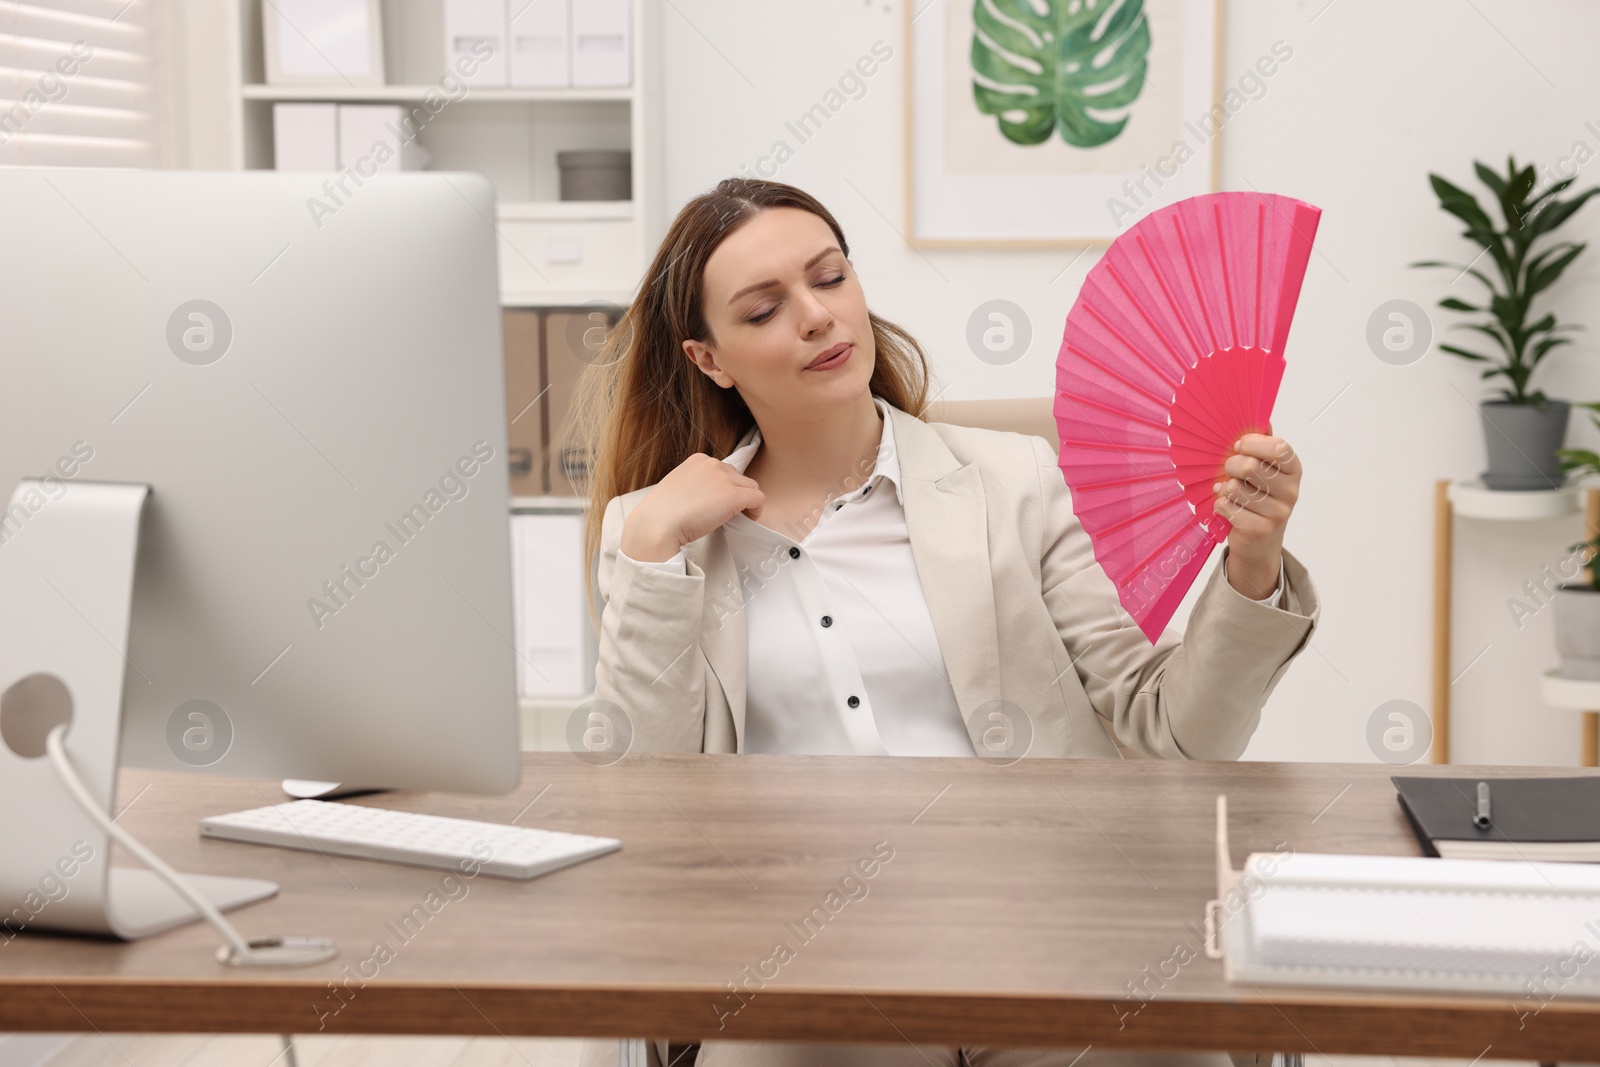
[[1391, 775, 1600, 861]]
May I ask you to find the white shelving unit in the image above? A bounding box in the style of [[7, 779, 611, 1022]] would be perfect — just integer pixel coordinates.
[[217, 5, 652, 747], [221, 0, 663, 308], [1434, 476, 1598, 766], [1539, 668, 1600, 766], [240, 85, 634, 102], [511, 496, 597, 747], [1446, 477, 1583, 520]]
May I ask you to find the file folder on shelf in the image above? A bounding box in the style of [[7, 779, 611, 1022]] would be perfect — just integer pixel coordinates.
[[571, 0, 630, 87], [444, 0, 509, 86], [336, 105, 430, 172], [1205, 795, 1600, 997], [510, 511, 592, 698], [510, 0, 571, 88], [272, 103, 338, 171]]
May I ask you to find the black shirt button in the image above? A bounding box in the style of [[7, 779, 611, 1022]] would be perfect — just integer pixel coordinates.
[[821, 615, 832, 627], [847, 695, 860, 708], [788, 547, 800, 558]]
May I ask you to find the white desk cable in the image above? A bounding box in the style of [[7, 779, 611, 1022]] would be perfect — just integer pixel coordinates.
[[44, 723, 337, 968]]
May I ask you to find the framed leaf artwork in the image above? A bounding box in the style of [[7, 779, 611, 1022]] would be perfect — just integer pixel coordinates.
[[905, 0, 1225, 247]]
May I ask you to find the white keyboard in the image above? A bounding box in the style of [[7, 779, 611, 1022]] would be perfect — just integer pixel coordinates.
[[200, 799, 621, 880]]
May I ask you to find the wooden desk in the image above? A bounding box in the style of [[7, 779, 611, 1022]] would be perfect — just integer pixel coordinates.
[[2, 755, 1595, 1060]]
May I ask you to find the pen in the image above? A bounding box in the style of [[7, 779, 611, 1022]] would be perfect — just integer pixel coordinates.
[[1474, 781, 1492, 829]]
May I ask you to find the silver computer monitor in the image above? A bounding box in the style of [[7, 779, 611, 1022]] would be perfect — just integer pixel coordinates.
[[0, 169, 521, 796]]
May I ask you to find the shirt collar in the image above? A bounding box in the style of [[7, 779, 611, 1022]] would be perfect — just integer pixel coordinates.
[[718, 395, 904, 506]]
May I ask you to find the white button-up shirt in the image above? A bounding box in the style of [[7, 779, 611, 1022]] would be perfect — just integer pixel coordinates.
[[619, 397, 1285, 756]]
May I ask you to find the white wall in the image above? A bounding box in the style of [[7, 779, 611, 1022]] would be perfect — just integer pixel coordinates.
[[166, 0, 242, 169], [657, 0, 1600, 767], [174, 1, 1600, 768]]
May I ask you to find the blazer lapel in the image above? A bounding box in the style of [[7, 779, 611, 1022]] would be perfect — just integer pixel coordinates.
[[891, 406, 1003, 744]]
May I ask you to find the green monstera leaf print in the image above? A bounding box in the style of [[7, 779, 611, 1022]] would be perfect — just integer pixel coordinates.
[[971, 0, 1151, 148]]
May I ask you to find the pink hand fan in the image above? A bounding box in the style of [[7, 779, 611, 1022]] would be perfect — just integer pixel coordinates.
[[1053, 191, 1321, 643]]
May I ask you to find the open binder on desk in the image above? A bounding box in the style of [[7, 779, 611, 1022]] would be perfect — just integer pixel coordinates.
[[1204, 796, 1600, 997]]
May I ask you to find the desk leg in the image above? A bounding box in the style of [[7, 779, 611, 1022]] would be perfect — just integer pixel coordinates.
[[1585, 712, 1598, 767], [1432, 479, 1452, 764]]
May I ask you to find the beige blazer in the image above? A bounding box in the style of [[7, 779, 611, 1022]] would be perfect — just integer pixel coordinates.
[[593, 400, 1320, 761]]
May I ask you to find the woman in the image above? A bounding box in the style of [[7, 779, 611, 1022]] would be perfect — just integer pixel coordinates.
[[571, 178, 1319, 1067]]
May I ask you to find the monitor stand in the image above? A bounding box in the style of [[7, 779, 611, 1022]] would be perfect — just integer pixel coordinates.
[[281, 779, 386, 800], [0, 480, 278, 941]]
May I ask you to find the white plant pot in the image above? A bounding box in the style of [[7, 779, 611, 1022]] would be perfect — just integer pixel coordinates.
[[1553, 583, 1600, 679]]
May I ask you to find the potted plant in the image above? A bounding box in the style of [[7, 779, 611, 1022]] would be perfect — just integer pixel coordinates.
[[1552, 415, 1600, 677], [1553, 529, 1600, 678], [1413, 156, 1599, 489]]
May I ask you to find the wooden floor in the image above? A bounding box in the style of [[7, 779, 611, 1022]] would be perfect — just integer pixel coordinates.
[[39, 1034, 587, 1067]]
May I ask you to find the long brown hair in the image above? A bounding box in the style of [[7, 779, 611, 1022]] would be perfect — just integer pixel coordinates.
[[569, 177, 934, 627]]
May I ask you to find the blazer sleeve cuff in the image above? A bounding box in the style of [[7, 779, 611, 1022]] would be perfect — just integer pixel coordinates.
[[620, 546, 688, 573], [1245, 558, 1287, 607], [1210, 545, 1316, 619], [1169, 543, 1320, 759], [605, 546, 705, 635]]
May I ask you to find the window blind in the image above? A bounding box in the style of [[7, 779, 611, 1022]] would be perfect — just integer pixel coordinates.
[[0, 0, 158, 167]]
